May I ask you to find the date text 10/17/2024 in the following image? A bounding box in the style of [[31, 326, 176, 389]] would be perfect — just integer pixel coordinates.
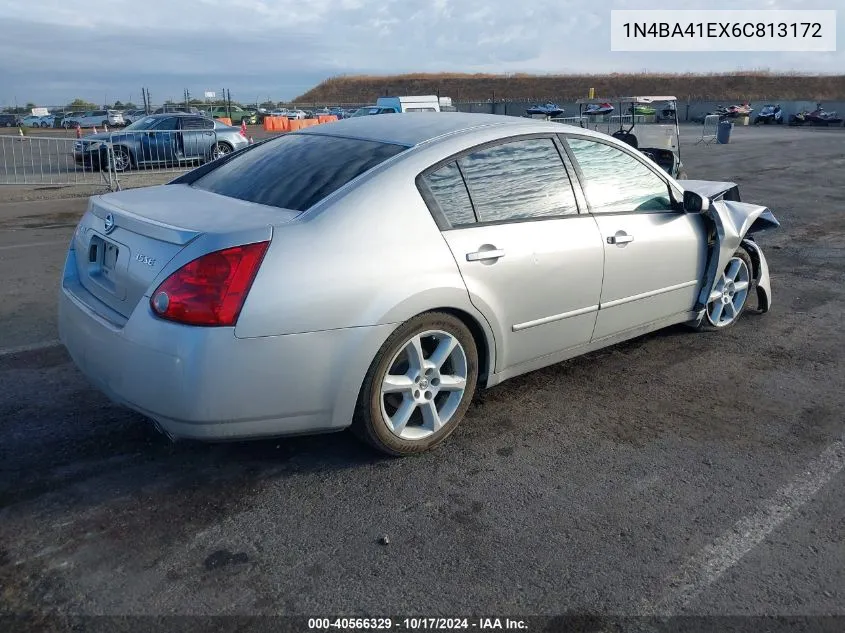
[[308, 617, 529, 630]]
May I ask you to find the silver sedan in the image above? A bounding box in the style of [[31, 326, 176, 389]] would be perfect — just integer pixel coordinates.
[[58, 113, 778, 456]]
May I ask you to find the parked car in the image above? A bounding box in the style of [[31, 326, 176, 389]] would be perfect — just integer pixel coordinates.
[[21, 115, 44, 127], [72, 113, 248, 172], [64, 110, 125, 128], [122, 109, 149, 124], [205, 105, 257, 125], [153, 105, 202, 116], [58, 113, 778, 456], [351, 105, 397, 117], [0, 113, 22, 127], [38, 114, 59, 127]]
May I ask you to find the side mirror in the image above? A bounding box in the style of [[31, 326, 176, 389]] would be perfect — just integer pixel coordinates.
[[683, 190, 710, 214]]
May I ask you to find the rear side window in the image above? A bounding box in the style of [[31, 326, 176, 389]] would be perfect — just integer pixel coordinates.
[[423, 162, 476, 227], [191, 134, 407, 211], [457, 138, 578, 222], [181, 117, 213, 130]]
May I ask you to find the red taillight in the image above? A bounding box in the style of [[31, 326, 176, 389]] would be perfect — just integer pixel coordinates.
[[150, 241, 269, 326]]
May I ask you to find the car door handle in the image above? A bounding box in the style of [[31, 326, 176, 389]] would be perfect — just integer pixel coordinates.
[[607, 233, 634, 245], [466, 248, 505, 262]]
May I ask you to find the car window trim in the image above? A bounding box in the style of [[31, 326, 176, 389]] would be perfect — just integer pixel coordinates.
[[558, 132, 683, 215], [416, 133, 584, 231]]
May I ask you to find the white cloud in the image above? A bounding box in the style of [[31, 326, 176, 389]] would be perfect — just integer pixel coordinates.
[[0, 0, 840, 105]]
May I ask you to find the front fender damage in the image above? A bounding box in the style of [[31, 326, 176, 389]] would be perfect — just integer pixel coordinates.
[[696, 200, 779, 315]]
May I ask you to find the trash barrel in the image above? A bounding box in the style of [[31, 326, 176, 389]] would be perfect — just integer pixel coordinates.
[[716, 120, 733, 144]]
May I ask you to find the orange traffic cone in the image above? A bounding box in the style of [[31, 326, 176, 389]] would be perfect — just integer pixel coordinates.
[[104, 123, 109, 133], [240, 120, 247, 137], [76, 124, 82, 138]]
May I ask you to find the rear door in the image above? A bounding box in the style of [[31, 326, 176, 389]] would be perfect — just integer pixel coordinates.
[[420, 136, 605, 373], [177, 116, 214, 163], [562, 134, 708, 340]]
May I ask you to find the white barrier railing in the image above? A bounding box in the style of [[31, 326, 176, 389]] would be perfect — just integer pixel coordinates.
[[1, 126, 234, 190], [696, 114, 720, 145], [549, 116, 588, 127], [1, 133, 113, 187]]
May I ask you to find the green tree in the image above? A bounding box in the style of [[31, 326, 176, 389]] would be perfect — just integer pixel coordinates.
[[67, 98, 97, 111]]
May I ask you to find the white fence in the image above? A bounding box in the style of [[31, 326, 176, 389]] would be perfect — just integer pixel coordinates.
[[696, 115, 721, 145], [549, 116, 588, 127], [1, 127, 230, 190]]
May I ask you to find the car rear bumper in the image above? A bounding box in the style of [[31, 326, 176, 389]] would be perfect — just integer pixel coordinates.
[[58, 247, 391, 441]]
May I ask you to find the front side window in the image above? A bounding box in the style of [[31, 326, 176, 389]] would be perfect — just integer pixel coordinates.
[[457, 137, 578, 223], [423, 162, 476, 227], [191, 133, 407, 211], [566, 137, 674, 213], [153, 117, 179, 130]]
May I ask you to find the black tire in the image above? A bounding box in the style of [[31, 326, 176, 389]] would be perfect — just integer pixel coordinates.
[[694, 248, 754, 332], [351, 312, 479, 456]]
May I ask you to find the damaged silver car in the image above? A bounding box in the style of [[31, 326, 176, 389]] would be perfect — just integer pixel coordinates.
[[58, 113, 778, 456]]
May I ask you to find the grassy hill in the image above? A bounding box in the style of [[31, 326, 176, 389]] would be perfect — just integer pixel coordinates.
[[293, 72, 845, 104]]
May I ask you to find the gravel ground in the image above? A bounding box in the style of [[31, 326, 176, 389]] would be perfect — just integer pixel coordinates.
[[0, 124, 843, 630]]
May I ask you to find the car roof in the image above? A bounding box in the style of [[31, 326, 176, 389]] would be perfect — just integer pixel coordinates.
[[142, 112, 201, 118], [296, 112, 548, 147]]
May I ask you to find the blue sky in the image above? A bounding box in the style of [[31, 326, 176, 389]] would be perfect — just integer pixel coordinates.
[[0, 0, 840, 107]]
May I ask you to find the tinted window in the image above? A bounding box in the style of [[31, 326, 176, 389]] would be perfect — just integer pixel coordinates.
[[191, 134, 407, 211], [457, 138, 578, 222], [181, 116, 213, 130], [153, 117, 179, 130], [423, 162, 476, 227], [567, 138, 673, 213]]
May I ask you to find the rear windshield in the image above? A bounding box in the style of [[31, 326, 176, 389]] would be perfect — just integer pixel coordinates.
[[191, 133, 408, 211]]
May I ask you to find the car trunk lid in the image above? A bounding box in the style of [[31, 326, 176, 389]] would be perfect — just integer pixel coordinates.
[[73, 184, 301, 321]]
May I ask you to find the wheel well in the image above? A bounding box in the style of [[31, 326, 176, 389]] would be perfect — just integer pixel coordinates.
[[435, 307, 491, 386]]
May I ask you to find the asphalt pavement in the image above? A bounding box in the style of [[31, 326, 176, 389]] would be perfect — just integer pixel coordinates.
[[0, 124, 843, 629]]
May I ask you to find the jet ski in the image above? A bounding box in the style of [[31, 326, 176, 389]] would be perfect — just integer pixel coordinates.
[[526, 102, 564, 117], [754, 104, 783, 125], [583, 102, 614, 116], [714, 104, 754, 119], [806, 104, 842, 126]]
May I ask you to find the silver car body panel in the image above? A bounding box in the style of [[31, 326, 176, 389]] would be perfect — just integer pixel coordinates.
[[58, 113, 777, 440]]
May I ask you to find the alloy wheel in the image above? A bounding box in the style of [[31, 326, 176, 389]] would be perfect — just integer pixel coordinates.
[[706, 256, 751, 327], [380, 330, 468, 440]]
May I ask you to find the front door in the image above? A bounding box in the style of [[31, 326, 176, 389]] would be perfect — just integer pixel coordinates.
[[138, 116, 179, 165], [564, 136, 708, 340], [419, 136, 605, 373]]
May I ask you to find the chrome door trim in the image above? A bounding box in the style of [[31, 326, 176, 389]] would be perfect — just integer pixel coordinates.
[[600, 280, 698, 309], [512, 304, 599, 332]]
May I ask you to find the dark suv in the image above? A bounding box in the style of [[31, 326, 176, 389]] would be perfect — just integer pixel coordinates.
[[0, 113, 22, 127]]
